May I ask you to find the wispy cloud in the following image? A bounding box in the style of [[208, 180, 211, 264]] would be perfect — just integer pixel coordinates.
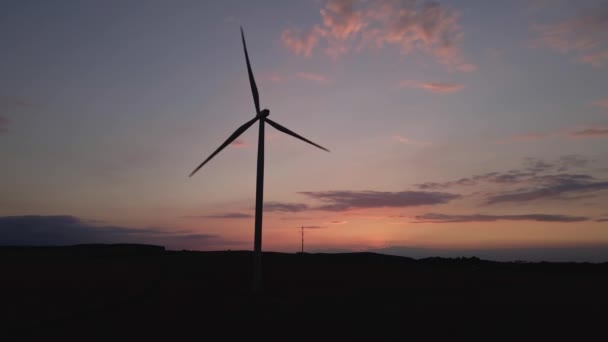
[[413, 213, 590, 223], [569, 127, 608, 137], [328, 220, 348, 225], [279, 216, 318, 221], [420, 83, 464, 93], [264, 202, 309, 213], [533, 4, 608, 66], [524, 157, 558, 172], [399, 80, 464, 93], [281, 0, 474, 71], [186, 213, 253, 219], [392, 135, 431, 146], [500, 126, 608, 143], [281, 28, 320, 57], [296, 72, 329, 83], [486, 178, 608, 205], [0, 215, 223, 249], [414, 155, 608, 205], [416, 177, 477, 190], [416, 155, 595, 190], [553, 155, 592, 171], [299, 190, 461, 211]]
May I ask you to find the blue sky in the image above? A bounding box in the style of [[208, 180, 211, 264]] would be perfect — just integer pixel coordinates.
[[1, 0, 608, 261]]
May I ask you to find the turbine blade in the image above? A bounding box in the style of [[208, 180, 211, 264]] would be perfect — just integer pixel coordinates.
[[189, 117, 259, 177], [265, 118, 330, 152], [241, 27, 260, 114]]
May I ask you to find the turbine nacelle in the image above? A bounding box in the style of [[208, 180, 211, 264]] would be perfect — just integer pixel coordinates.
[[257, 109, 270, 118]]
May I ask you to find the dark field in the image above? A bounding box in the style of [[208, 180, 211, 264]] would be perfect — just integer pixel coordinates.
[[2, 244, 607, 340]]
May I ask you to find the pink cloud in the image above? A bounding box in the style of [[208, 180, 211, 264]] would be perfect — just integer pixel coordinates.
[[420, 82, 464, 93], [392, 135, 431, 146], [296, 72, 329, 83], [321, 0, 365, 40], [533, 4, 608, 67], [281, 28, 320, 57], [399, 80, 464, 93], [281, 0, 474, 71]]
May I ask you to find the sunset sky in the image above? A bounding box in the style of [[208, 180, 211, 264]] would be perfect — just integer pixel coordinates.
[[1, 0, 608, 261]]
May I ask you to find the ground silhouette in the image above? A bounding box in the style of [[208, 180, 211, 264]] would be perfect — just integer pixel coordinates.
[[1, 244, 606, 340]]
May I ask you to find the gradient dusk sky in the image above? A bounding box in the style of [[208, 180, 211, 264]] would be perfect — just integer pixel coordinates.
[[1, 0, 608, 261]]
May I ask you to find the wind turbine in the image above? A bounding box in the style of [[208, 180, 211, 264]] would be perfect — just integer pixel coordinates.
[[189, 27, 329, 292]]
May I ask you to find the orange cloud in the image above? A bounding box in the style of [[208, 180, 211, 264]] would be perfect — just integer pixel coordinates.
[[399, 80, 464, 93], [328, 220, 348, 225], [296, 72, 329, 83], [533, 4, 608, 67], [281, 0, 474, 71], [421, 82, 464, 93]]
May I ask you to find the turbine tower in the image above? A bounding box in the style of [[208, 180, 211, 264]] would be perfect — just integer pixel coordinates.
[[189, 27, 329, 292]]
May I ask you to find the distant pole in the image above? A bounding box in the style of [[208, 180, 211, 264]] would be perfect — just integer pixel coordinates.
[[253, 118, 264, 293]]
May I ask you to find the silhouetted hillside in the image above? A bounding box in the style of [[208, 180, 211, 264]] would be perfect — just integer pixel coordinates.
[[1, 245, 606, 340]]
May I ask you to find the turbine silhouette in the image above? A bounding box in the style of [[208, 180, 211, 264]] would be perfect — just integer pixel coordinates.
[[189, 27, 329, 292]]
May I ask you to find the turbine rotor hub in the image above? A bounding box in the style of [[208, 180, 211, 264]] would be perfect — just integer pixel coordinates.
[[259, 109, 270, 118]]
